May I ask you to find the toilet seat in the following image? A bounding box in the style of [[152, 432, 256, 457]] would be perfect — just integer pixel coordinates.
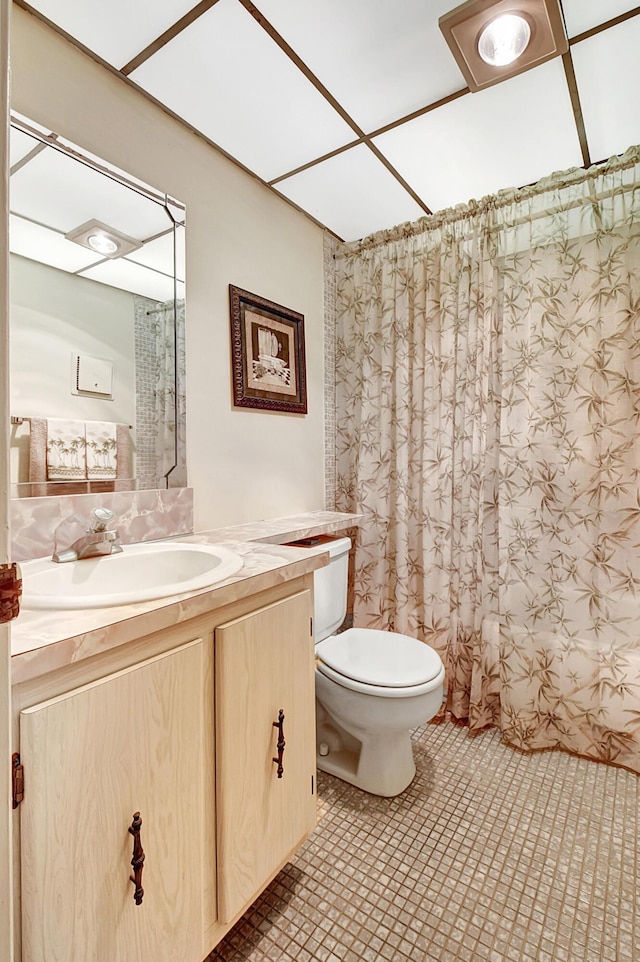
[[316, 628, 444, 699]]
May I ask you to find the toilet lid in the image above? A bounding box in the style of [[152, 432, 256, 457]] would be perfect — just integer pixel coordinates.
[[316, 628, 442, 688]]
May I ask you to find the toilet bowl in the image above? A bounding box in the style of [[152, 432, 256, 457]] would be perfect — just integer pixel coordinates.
[[310, 537, 444, 797]]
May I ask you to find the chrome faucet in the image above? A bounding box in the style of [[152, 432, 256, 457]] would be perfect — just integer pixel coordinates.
[[52, 507, 123, 563]]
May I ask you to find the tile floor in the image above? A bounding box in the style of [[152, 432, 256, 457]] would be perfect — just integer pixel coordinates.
[[208, 721, 639, 962]]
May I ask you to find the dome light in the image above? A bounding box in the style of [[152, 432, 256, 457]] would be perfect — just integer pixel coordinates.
[[478, 13, 531, 66]]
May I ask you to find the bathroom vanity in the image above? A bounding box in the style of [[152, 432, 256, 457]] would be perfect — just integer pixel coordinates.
[[9, 513, 359, 962]]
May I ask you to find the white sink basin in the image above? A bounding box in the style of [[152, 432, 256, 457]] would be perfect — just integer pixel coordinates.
[[20, 542, 244, 610]]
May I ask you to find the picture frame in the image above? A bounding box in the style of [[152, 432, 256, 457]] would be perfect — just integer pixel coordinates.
[[229, 285, 308, 414]]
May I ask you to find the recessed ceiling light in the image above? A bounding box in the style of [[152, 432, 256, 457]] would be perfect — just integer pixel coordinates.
[[439, 0, 568, 92], [87, 232, 119, 255], [64, 219, 142, 259]]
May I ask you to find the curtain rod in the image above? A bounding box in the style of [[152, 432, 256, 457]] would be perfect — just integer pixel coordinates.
[[340, 145, 640, 255]]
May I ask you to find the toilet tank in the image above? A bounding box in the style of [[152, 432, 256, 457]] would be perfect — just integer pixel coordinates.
[[312, 536, 351, 642]]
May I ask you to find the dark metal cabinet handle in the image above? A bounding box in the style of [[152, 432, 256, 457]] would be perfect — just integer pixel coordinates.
[[272, 709, 285, 778], [128, 812, 145, 905]]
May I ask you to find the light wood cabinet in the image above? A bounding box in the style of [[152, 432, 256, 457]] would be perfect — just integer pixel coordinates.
[[216, 590, 316, 923], [13, 577, 317, 962], [19, 638, 209, 962]]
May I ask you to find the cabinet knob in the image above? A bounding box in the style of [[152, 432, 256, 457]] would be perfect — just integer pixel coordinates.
[[272, 709, 286, 778], [128, 812, 145, 905]]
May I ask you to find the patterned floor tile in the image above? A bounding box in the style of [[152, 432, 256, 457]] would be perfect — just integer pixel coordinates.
[[207, 722, 639, 962]]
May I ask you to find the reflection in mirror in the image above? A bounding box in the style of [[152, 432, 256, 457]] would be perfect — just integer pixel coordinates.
[[9, 114, 186, 498]]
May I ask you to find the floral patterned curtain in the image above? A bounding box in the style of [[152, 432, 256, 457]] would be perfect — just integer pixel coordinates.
[[335, 146, 640, 774]]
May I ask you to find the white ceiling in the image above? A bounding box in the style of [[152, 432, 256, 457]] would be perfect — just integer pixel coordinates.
[[13, 0, 640, 242]]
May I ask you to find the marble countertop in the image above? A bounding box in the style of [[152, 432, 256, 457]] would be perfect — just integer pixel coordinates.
[[189, 510, 361, 546], [11, 510, 361, 684]]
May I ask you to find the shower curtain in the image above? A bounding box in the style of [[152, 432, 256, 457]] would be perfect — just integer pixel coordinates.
[[335, 146, 640, 774]]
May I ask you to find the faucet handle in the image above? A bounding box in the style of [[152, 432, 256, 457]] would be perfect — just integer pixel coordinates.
[[90, 507, 115, 532]]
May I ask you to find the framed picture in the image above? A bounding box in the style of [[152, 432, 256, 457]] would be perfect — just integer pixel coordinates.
[[229, 285, 308, 414]]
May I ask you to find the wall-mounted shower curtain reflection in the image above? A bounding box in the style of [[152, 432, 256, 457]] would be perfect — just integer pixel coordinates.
[[335, 146, 640, 774], [133, 296, 187, 489], [156, 298, 186, 486], [149, 299, 187, 487]]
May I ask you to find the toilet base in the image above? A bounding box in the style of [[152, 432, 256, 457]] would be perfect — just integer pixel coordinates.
[[317, 715, 416, 797]]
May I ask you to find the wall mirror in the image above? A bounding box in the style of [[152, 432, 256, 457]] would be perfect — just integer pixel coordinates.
[[9, 113, 186, 498]]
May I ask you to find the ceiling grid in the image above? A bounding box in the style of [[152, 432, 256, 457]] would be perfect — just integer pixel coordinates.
[[12, 0, 640, 241]]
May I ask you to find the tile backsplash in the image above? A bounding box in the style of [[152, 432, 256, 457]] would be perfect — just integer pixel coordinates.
[[11, 487, 194, 562]]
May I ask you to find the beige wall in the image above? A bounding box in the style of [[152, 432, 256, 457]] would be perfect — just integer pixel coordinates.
[[9, 5, 326, 531], [10, 256, 136, 483]]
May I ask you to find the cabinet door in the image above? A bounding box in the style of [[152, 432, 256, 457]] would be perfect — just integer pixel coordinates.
[[215, 590, 316, 923], [19, 639, 209, 962]]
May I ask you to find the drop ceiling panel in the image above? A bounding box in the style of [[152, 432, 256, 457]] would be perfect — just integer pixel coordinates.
[[9, 128, 40, 168], [372, 59, 583, 215], [126, 231, 184, 282], [80, 259, 182, 302], [24, 0, 198, 68], [130, 0, 355, 182], [561, 0, 638, 37], [571, 18, 640, 163], [10, 149, 172, 238], [275, 145, 426, 242], [253, 0, 467, 131], [9, 216, 101, 273]]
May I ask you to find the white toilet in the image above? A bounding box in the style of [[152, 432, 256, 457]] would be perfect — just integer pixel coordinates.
[[313, 537, 444, 797]]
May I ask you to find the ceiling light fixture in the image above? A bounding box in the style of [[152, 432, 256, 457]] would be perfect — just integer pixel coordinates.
[[477, 13, 531, 66], [87, 232, 119, 255], [439, 0, 568, 92], [65, 219, 142, 259]]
